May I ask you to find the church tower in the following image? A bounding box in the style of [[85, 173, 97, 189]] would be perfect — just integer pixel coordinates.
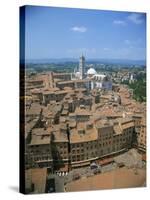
[[79, 54, 85, 79]]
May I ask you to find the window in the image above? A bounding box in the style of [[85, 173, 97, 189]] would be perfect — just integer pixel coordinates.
[[77, 155, 80, 161], [72, 150, 75, 154], [72, 156, 76, 161]]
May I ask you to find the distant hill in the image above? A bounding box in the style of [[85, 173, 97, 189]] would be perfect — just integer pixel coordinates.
[[25, 58, 146, 66]]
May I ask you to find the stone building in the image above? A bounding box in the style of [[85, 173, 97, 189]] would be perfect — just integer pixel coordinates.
[[24, 61, 146, 178], [138, 117, 146, 152]]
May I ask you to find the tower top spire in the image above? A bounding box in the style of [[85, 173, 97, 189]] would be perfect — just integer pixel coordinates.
[[80, 53, 85, 59]]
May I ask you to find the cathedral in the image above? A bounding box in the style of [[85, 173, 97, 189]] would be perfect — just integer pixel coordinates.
[[73, 55, 112, 90]]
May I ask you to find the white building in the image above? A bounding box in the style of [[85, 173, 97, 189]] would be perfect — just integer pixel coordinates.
[[129, 74, 135, 83], [86, 67, 112, 90], [87, 68, 97, 77], [73, 56, 112, 90], [91, 74, 112, 90]]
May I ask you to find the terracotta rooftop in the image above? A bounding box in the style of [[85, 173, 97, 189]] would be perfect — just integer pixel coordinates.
[[73, 107, 91, 116], [32, 128, 51, 136], [51, 124, 68, 142], [26, 103, 42, 116], [30, 134, 51, 146], [25, 119, 38, 139], [116, 118, 135, 130], [70, 122, 98, 143], [53, 72, 71, 76]]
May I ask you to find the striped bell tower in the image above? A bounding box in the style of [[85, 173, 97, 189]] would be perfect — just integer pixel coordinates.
[[79, 54, 85, 79]]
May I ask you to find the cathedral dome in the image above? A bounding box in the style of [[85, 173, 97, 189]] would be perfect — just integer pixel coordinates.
[[87, 68, 97, 75]]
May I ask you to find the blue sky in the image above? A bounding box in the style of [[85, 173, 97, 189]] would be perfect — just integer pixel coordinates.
[[25, 6, 146, 60]]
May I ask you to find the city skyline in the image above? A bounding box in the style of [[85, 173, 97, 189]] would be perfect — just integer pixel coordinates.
[[25, 6, 146, 61], [20, 5, 147, 194]]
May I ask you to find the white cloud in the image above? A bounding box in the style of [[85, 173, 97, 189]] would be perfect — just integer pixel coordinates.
[[103, 48, 110, 51], [113, 20, 126, 26], [124, 39, 144, 47], [124, 40, 131, 45], [71, 26, 87, 33], [113, 13, 144, 27], [127, 13, 143, 24]]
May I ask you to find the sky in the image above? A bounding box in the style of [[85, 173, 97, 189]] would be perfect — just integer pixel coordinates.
[[24, 6, 146, 61]]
